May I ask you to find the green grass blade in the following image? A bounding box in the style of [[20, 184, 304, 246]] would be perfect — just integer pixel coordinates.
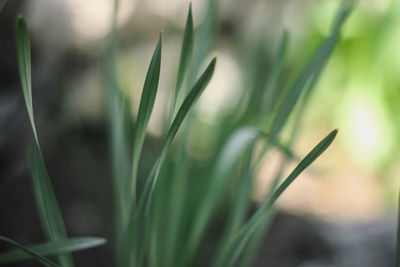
[[0, 236, 59, 267], [221, 144, 255, 243], [181, 127, 260, 266], [16, 16, 73, 267], [28, 141, 73, 267], [214, 129, 338, 267], [162, 5, 197, 266], [269, 1, 353, 138], [16, 16, 37, 143], [105, 1, 132, 255], [130, 34, 162, 207], [28, 144, 69, 243], [122, 58, 216, 267], [0, 237, 106, 265], [240, 78, 315, 267], [259, 31, 289, 121], [170, 3, 194, 117]]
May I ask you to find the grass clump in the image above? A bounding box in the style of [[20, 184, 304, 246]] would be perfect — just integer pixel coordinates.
[[0, 0, 362, 266]]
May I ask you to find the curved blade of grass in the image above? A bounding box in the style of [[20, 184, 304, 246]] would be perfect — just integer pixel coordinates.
[[170, 3, 194, 117], [214, 129, 338, 267], [16, 16, 37, 143], [240, 71, 316, 267], [130, 34, 162, 208], [122, 57, 216, 267], [16, 16, 73, 267], [269, 0, 354, 138], [0, 236, 59, 267], [0, 237, 106, 265]]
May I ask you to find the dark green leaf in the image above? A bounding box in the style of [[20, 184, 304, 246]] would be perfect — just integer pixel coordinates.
[[16, 16, 73, 267], [0, 237, 106, 265], [130, 34, 162, 206], [170, 3, 194, 116], [122, 57, 216, 267], [0, 236, 59, 267]]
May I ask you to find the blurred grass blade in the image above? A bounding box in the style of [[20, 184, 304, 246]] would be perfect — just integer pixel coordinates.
[[16, 16, 73, 267], [123, 58, 216, 267], [0, 236, 59, 267], [130, 34, 162, 206], [170, 3, 194, 116], [241, 77, 314, 267], [106, 0, 132, 248], [191, 0, 217, 79], [215, 129, 338, 267], [221, 144, 255, 246], [0, 0, 7, 12], [270, 1, 353, 138], [182, 127, 261, 266], [0, 237, 106, 265], [259, 31, 289, 122]]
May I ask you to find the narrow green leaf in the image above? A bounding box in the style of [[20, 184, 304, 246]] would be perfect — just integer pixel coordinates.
[[0, 236, 59, 267], [28, 144, 68, 243], [16, 15, 37, 143], [16, 16, 73, 267], [222, 144, 256, 242], [170, 3, 194, 117], [0, 237, 106, 265], [215, 129, 338, 267], [130, 34, 162, 207], [122, 57, 216, 267], [259, 31, 289, 121], [163, 5, 196, 266], [269, 1, 353, 138], [105, 2, 132, 263]]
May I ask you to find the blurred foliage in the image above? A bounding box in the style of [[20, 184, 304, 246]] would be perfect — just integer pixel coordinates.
[[302, 0, 400, 203]]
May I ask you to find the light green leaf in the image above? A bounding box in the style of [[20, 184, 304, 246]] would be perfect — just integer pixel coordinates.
[[181, 127, 261, 266], [259, 31, 289, 121], [269, 1, 353, 138]]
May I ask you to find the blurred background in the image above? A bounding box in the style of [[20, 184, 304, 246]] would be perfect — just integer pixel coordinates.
[[0, 0, 399, 266]]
